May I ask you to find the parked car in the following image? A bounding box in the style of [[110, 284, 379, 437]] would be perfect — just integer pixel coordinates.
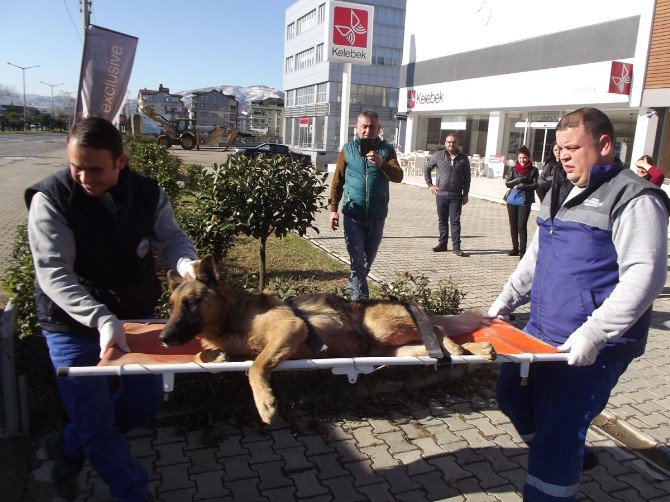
[[232, 143, 312, 166]]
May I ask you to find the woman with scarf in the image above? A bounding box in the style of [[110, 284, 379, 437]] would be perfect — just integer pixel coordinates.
[[504, 145, 538, 258]]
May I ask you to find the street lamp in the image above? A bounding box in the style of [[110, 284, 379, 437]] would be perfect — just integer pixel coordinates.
[[60, 90, 75, 128], [41, 81, 64, 119], [7, 62, 40, 131]]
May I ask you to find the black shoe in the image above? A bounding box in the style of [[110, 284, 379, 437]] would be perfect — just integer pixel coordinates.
[[45, 432, 84, 501], [453, 248, 468, 257], [432, 243, 449, 252], [507, 249, 519, 256], [582, 447, 599, 471]]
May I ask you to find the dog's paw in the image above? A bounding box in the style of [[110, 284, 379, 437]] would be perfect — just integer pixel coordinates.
[[196, 349, 228, 363], [257, 395, 278, 424], [476, 342, 497, 361]]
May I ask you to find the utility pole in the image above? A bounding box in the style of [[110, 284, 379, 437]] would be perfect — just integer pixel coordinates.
[[81, 0, 91, 34], [41, 81, 63, 119], [7, 62, 40, 131]]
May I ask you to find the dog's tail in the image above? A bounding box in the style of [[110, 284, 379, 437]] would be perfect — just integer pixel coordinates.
[[430, 309, 490, 337]]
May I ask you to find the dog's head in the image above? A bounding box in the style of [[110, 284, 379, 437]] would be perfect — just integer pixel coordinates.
[[160, 254, 224, 347]]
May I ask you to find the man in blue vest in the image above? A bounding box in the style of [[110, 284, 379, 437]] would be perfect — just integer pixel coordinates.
[[329, 110, 403, 300], [488, 107, 670, 501], [26, 116, 198, 501]]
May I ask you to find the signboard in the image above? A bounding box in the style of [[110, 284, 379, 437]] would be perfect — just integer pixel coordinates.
[[325, 1, 374, 66], [609, 61, 633, 95], [75, 25, 138, 121], [299, 117, 309, 128]]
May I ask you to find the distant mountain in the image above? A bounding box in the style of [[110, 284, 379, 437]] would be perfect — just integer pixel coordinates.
[[0, 91, 60, 113], [179, 85, 284, 113], [0, 84, 284, 115]]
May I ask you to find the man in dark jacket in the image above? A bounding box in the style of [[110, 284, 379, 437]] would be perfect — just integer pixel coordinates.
[[329, 110, 403, 299], [26, 117, 198, 501], [424, 133, 471, 256]]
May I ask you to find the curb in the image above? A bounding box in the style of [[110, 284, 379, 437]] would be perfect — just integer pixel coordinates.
[[594, 409, 670, 472]]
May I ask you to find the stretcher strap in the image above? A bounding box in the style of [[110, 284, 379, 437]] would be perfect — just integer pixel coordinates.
[[405, 303, 447, 361]]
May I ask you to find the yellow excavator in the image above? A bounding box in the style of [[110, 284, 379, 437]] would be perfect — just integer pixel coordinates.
[[140, 105, 238, 150]]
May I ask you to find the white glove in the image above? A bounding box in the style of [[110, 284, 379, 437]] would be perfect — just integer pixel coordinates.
[[487, 299, 510, 321], [98, 317, 130, 358], [557, 333, 599, 366], [177, 257, 199, 279]]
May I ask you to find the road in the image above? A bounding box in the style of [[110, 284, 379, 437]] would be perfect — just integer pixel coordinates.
[[0, 133, 68, 304]]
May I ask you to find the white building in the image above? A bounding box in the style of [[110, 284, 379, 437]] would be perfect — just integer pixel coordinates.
[[283, 0, 406, 155], [136, 84, 184, 135], [399, 0, 669, 175]]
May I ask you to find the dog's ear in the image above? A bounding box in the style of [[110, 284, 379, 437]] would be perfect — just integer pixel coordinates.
[[196, 254, 221, 288], [167, 269, 184, 291]]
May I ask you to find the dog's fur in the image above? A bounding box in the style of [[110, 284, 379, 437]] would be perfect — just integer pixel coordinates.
[[161, 254, 496, 424]]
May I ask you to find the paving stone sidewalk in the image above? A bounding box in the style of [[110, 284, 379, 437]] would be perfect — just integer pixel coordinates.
[[23, 172, 670, 501]]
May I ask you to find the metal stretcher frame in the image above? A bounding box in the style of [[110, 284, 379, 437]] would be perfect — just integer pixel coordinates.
[[57, 319, 569, 393]]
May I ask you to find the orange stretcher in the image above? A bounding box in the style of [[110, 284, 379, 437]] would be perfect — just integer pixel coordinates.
[[57, 319, 567, 392]]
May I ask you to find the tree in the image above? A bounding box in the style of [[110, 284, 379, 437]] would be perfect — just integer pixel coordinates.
[[207, 154, 328, 290]]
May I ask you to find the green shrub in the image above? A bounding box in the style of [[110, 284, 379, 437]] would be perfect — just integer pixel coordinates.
[[124, 139, 201, 211], [378, 271, 464, 315], [1, 225, 38, 338], [198, 155, 328, 290]]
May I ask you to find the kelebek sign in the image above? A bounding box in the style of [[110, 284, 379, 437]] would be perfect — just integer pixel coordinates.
[[325, 1, 374, 66]]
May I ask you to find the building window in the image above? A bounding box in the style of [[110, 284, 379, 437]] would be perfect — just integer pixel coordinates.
[[318, 3, 325, 24], [286, 90, 295, 107], [316, 43, 324, 63], [297, 85, 315, 106], [374, 6, 405, 27], [285, 56, 294, 73], [286, 22, 295, 40], [372, 46, 401, 67], [297, 9, 316, 35], [295, 47, 315, 70], [316, 83, 326, 103]]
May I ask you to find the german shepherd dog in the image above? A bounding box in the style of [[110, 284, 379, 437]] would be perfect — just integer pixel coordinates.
[[161, 254, 496, 424]]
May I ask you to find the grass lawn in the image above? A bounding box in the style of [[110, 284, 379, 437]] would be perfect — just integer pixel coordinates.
[[226, 233, 348, 293]]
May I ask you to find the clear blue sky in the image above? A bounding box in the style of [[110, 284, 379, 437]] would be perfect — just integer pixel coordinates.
[[0, 0, 294, 97]]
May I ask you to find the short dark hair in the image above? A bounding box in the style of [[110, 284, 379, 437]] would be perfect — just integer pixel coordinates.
[[68, 116, 124, 159], [358, 110, 380, 123], [638, 154, 654, 164], [557, 107, 614, 143], [518, 145, 531, 157]]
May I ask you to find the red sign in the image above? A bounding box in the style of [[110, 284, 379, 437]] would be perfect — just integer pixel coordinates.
[[299, 117, 309, 126], [609, 61, 633, 95], [333, 6, 369, 48], [407, 90, 416, 109]]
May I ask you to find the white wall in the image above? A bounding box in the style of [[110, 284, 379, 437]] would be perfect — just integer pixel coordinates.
[[403, 0, 647, 64]]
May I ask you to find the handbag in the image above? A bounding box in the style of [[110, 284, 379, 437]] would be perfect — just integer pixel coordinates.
[[503, 188, 510, 202], [506, 187, 526, 205]]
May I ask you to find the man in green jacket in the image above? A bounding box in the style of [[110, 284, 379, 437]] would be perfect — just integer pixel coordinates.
[[329, 110, 403, 299]]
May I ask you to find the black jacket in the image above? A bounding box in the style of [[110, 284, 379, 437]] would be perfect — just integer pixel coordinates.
[[536, 159, 562, 199], [505, 165, 539, 206], [424, 149, 471, 196], [25, 167, 162, 335]]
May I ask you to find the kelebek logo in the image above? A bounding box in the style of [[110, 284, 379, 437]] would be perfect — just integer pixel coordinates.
[[407, 90, 416, 108], [333, 6, 368, 47], [609, 61, 633, 95]]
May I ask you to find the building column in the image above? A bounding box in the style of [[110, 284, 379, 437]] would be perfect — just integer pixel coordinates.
[[485, 111, 506, 162], [403, 115, 417, 154], [630, 109, 658, 168]]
